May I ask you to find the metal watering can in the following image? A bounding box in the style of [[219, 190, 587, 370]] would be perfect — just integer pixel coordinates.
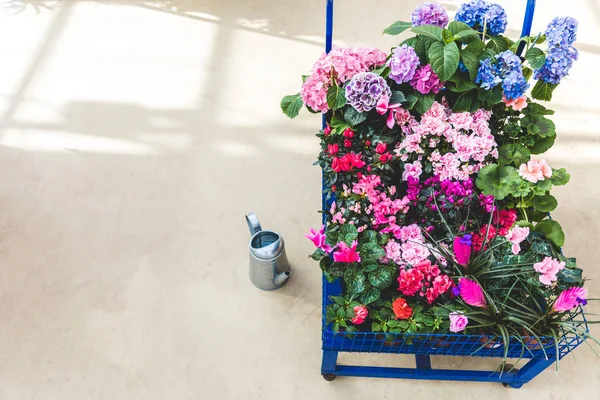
[[246, 212, 291, 290]]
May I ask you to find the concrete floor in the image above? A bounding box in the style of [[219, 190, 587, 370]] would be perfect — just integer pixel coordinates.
[[0, 0, 598, 398]]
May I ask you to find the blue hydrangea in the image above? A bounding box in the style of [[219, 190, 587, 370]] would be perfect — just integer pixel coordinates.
[[545, 16, 578, 49], [496, 50, 521, 73], [458, 61, 468, 73], [533, 46, 579, 84], [455, 0, 507, 36], [476, 58, 501, 89], [502, 70, 529, 100]]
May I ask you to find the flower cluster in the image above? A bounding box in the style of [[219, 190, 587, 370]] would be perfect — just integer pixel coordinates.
[[346, 72, 392, 112], [455, 0, 507, 36], [535, 17, 579, 84], [300, 47, 387, 112], [476, 51, 529, 100], [410, 65, 442, 94], [387, 44, 420, 85], [534, 257, 565, 285], [398, 259, 453, 304], [411, 2, 449, 28], [384, 224, 430, 267]]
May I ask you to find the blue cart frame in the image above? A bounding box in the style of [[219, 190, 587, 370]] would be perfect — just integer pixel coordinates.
[[320, 0, 588, 387]]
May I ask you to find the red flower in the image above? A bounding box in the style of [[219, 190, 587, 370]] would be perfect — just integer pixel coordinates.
[[375, 142, 387, 154], [365, 140, 371, 146], [331, 153, 365, 172], [327, 143, 339, 155], [379, 152, 392, 163], [344, 139, 352, 148], [343, 128, 355, 138], [398, 267, 424, 296], [472, 225, 497, 252], [323, 125, 332, 135], [493, 209, 517, 236], [392, 298, 413, 320]]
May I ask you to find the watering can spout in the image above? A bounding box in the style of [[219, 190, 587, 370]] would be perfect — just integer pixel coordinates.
[[273, 270, 291, 287]]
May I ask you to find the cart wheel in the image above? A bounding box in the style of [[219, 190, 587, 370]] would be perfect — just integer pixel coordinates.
[[322, 374, 336, 381]]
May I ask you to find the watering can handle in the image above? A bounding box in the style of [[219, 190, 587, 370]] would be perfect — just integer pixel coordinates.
[[245, 212, 262, 235]]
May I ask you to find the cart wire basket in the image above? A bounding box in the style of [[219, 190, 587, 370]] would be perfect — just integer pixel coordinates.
[[319, 0, 589, 387]]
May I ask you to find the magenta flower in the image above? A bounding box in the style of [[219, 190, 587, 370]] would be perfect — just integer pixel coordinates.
[[351, 305, 368, 324], [553, 287, 588, 312], [410, 65, 443, 94], [459, 277, 487, 308], [449, 311, 469, 333], [333, 240, 361, 263], [453, 234, 472, 267], [304, 225, 333, 252]]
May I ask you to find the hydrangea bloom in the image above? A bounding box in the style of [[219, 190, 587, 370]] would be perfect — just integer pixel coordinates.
[[455, 0, 507, 36], [387, 44, 420, 84], [476, 51, 529, 99], [476, 58, 502, 89], [411, 3, 449, 28], [545, 16, 578, 48], [300, 47, 387, 113], [534, 46, 579, 84], [346, 72, 391, 112], [410, 65, 443, 94]]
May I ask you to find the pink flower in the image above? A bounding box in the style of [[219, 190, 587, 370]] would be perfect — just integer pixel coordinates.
[[375, 142, 387, 154], [553, 287, 588, 312], [505, 226, 530, 254], [449, 311, 469, 333], [453, 235, 472, 267], [533, 257, 565, 285], [518, 159, 553, 183], [305, 225, 331, 251], [351, 305, 368, 324], [327, 143, 339, 155], [343, 128, 354, 138], [459, 278, 487, 308], [333, 240, 361, 263], [398, 267, 424, 296], [502, 95, 527, 111], [410, 65, 442, 94], [402, 160, 423, 181]]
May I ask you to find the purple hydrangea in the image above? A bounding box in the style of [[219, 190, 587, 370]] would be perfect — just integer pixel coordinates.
[[387, 44, 420, 84], [345, 72, 391, 112], [545, 16, 578, 48], [533, 46, 579, 84], [455, 0, 507, 36], [412, 3, 449, 28], [476, 51, 528, 99], [410, 65, 442, 94]]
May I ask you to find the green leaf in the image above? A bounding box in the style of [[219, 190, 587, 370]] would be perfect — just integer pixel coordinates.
[[465, 40, 485, 57], [280, 93, 303, 118], [550, 168, 570, 186], [326, 84, 347, 110], [428, 41, 460, 81], [524, 102, 555, 115], [404, 94, 419, 110], [558, 267, 583, 284], [531, 80, 558, 101], [384, 21, 412, 35], [360, 287, 381, 305], [359, 230, 378, 244], [363, 262, 378, 272], [509, 178, 531, 197], [486, 35, 509, 53], [448, 21, 472, 36], [330, 114, 349, 134], [448, 21, 480, 42], [310, 248, 326, 261], [390, 90, 406, 104], [412, 35, 433, 63], [448, 81, 478, 93], [442, 29, 454, 44], [358, 242, 386, 264], [532, 194, 558, 212], [414, 93, 435, 114], [452, 92, 474, 112], [460, 49, 480, 80], [529, 135, 556, 154], [344, 107, 367, 126], [523, 115, 556, 138], [477, 86, 503, 105], [344, 269, 366, 294], [340, 223, 358, 244], [372, 322, 382, 331], [498, 143, 531, 166], [412, 24, 443, 41], [525, 47, 546, 69], [532, 178, 552, 195], [476, 164, 520, 200], [535, 219, 565, 248], [531, 241, 553, 256], [368, 266, 395, 289], [398, 320, 410, 329], [522, 66, 533, 80]]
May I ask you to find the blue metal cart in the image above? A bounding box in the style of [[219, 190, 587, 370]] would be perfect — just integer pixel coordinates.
[[320, 0, 589, 387]]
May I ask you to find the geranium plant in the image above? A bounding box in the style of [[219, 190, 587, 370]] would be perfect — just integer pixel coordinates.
[[284, 1, 596, 365]]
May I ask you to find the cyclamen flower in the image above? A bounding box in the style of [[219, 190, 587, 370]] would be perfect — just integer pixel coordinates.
[[534, 46, 579, 84], [518, 159, 552, 183], [553, 287, 588, 312], [505, 226, 529, 254], [449, 312, 469, 333], [333, 240, 361, 263], [545, 16, 578, 49], [459, 277, 487, 307], [304, 225, 333, 252], [351, 305, 368, 324], [455, 0, 507, 36], [533, 257, 565, 285], [346, 72, 391, 112], [392, 298, 413, 319], [411, 3, 449, 28], [387, 45, 420, 84], [410, 65, 442, 94]]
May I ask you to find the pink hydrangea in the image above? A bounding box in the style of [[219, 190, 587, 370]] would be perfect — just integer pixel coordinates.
[[533, 257, 565, 285], [518, 159, 553, 183], [410, 65, 443, 94]]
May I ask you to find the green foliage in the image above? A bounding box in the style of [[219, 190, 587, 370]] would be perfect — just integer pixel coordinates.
[[535, 219, 565, 248], [442, 29, 454, 44], [368, 266, 395, 289], [498, 143, 531, 166], [530, 135, 556, 154], [532, 194, 558, 212], [330, 114, 350, 135], [340, 223, 358, 244], [326, 84, 347, 110], [550, 168, 570, 186], [344, 269, 366, 294], [525, 47, 546, 69], [412, 24, 443, 41], [460, 48, 480, 80], [428, 41, 460, 81], [383, 20, 412, 35], [310, 248, 327, 261], [358, 242, 386, 264], [412, 35, 433, 63], [531, 80, 558, 101], [360, 287, 381, 305], [486, 35, 509, 53], [522, 114, 556, 138], [452, 92, 473, 112], [476, 164, 520, 200], [478, 86, 503, 105], [280, 93, 303, 118], [414, 93, 435, 114], [344, 107, 367, 126], [448, 21, 480, 43]]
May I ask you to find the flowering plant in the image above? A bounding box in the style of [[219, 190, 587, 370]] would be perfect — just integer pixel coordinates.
[[283, 2, 595, 363]]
